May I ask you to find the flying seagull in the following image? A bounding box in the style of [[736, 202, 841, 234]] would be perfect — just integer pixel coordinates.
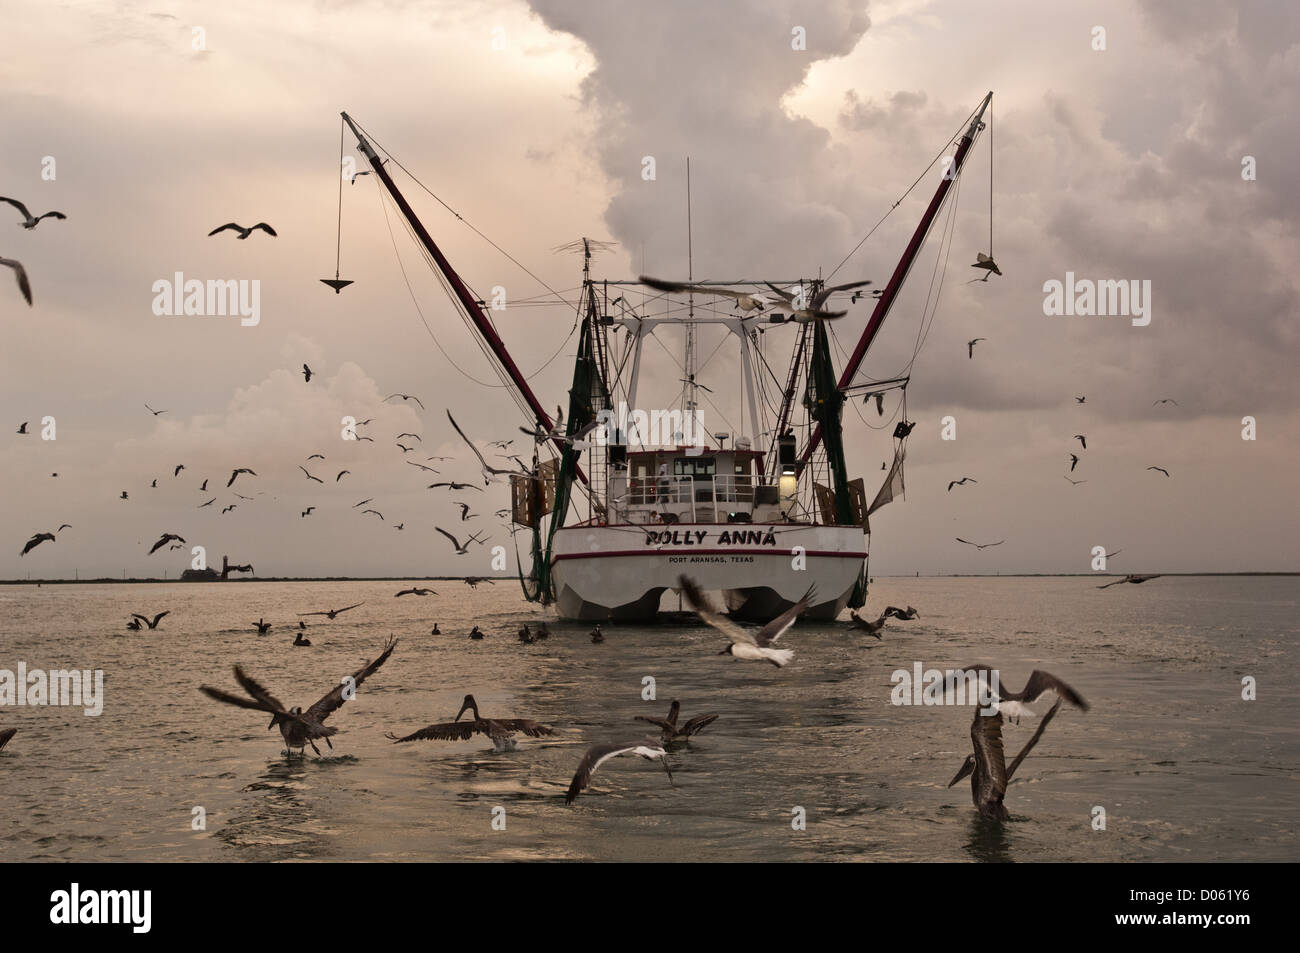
[[221, 504, 236, 514], [298, 466, 323, 483], [0, 196, 66, 229], [1074, 395, 1086, 404], [1097, 574, 1162, 589], [384, 393, 425, 410], [1147, 466, 1170, 477], [301, 507, 314, 517], [406, 461, 438, 473], [16, 421, 27, 434], [386, 694, 552, 752], [428, 481, 483, 493], [435, 526, 487, 555], [565, 740, 673, 804], [955, 537, 1004, 550], [1069, 454, 1079, 472], [335, 470, 350, 482], [634, 700, 719, 745], [0, 257, 32, 305], [199, 637, 397, 757], [227, 468, 256, 487], [396, 433, 421, 442], [969, 252, 1002, 279], [947, 667, 1088, 821], [638, 275, 768, 312], [145, 404, 166, 416], [1063, 476, 1086, 486], [1153, 398, 1178, 406], [456, 502, 477, 521], [1073, 435, 1086, 450], [148, 533, 185, 554], [967, 338, 986, 358], [764, 279, 872, 322], [302, 364, 313, 383], [130, 611, 170, 630], [361, 508, 384, 520], [947, 477, 977, 491], [448, 409, 526, 483], [679, 575, 814, 667], [207, 222, 277, 239], [298, 602, 365, 620]]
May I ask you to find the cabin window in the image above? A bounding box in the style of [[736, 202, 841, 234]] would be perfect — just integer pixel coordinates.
[[673, 457, 715, 480]]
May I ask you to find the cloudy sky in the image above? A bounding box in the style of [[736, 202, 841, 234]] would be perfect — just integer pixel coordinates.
[[2, 0, 1298, 579]]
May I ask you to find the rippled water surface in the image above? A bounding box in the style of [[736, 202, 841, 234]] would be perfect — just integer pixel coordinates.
[[1, 575, 1296, 862]]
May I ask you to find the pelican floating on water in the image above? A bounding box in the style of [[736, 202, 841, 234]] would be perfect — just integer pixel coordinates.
[[387, 694, 552, 752], [634, 700, 719, 744], [0, 727, 15, 751], [565, 740, 672, 804], [200, 637, 397, 757], [946, 667, 1088, 821]]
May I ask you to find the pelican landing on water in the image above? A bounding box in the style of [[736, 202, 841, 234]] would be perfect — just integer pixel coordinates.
[[946, 668, 1088, 821], [200, 637, 397, 757], [386, 694, 552, 752], [634, 700, 719, 745]]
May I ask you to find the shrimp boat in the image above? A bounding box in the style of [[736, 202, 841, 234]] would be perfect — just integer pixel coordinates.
[[337, 92, 993, 623]]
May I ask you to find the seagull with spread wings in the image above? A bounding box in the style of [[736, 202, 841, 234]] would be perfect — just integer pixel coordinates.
[[565, 740, 673, 804], [638, 275, 768, 312], [678, 574, 813, 667], [435, 526, 488, 555], [207, 222, 276, 239], [0, 257, 32, 305], [1, 196, 65, 229], [298, 602, 365, 620], [955, 537, 1004, 550]]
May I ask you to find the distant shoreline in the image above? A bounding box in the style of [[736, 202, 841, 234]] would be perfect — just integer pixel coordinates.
[[1, 572, 1296, 585]]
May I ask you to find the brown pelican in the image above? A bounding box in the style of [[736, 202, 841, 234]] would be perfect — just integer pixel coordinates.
[[883, 605, 919, 620], [634, 700, 719, 744], [849, 610, 888, 638], [431, 623, 441, 635], [517, 625, 535, 644], [535, 622, 550, 640], [946, 667, 1088, 821], [19, 532, 55, 556], [298, 602, 364, 620], [200, 637, 397, 757], [469, 626, 484, 640], [253, 618, 271, 635], [590, 624, 604, 643], [394, 587, 436, 597], [0, 727, 15, 750], [131, 611, 169, 629], [464, 577, 495, 588], [1, 196, 66, 229], [1097, 574, 1162, 589], [565, 740, 672, 804], [302, 364, 313, 382], [293, 633, 311, 647], [126, 618, 142, 630], [207, 222, 276, 239], [679, 575, 812, 666], [386, 694, 552, 752]]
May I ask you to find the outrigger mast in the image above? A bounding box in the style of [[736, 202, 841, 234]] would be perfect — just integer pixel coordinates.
[[339, 111, 585, 484], [798, 91, 993, 468]]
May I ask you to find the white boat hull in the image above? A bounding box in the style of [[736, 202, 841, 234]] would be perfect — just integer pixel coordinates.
[[549, 523, 867, 622]]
